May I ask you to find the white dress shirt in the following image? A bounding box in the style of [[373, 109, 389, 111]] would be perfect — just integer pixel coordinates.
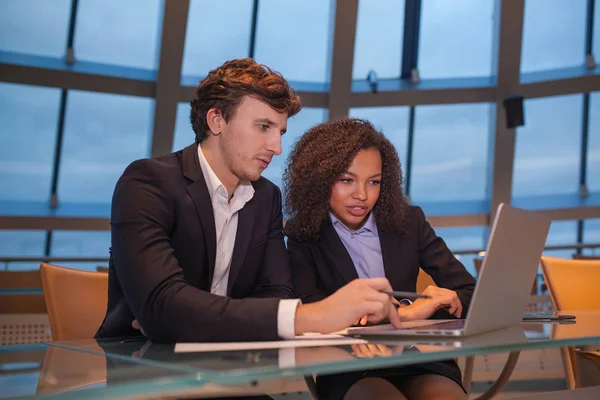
[[198, 145, 299, 339]]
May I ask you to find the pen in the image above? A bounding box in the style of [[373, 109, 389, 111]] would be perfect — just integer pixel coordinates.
[[380, 290, 431, 300]]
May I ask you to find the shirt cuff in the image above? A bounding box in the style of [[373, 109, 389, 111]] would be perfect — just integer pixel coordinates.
[[277, 299, 301, 339], [278, 347, 296, 368]]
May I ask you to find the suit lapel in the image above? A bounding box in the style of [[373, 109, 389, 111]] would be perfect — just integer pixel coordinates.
[[379, 229, 404, 289], [183, 143, 217, 283], [321, 222, 359, 283], [227, 198, 256, 293]]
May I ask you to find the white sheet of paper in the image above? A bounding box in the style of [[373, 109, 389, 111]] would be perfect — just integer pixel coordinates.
[[174, 336, 367, 353]]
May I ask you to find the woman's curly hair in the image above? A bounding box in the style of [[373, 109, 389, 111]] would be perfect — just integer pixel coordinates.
[[283, 117, 410, 242]]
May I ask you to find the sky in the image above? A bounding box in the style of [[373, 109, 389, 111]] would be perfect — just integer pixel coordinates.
[[0, 0, 599, 270]]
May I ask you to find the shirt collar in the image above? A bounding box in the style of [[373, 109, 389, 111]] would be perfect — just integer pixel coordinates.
[[329, 211, 378, 236], [197, 143, 254, 204]]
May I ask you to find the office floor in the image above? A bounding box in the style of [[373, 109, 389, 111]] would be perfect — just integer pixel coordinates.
[[467, 348, 566, 398]]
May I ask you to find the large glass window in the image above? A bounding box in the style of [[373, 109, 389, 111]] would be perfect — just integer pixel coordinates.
[[0, 0, 71, 58], [512, 95, 583, 200], [181, 0, 253, 79], [0, 230, 46, 271], [58, 91, 153, 205], [0, 83, 60, 204], [254, 0, 333, 83], [543, 220, 578, 259], [51, 231, 111, 271], [584, 219, 600, 242], [74, 0, 162, 70], [263, 108, 328, 189], [352, 0, 405, 81], [594, 0, 600, 62], [410, 103, 491, 203], [521, 0, 587, 73], [173, 102, 195, 152], [349, 106, 410, 180], [583, 219, 600, 257], [588, 92, 600, 193], [433, 226, 487, 276], [418, 0, 494, 79]]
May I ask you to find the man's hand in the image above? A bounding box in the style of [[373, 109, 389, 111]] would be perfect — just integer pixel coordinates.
[[294, 278, 402, 335], [355, 297, 401, 326], [398, 285, 463, 321]]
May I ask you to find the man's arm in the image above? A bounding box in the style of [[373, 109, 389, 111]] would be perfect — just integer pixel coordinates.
[[248, 185, 295, 299], [111, 160, 280, 343], [294, 278, 403, 334]]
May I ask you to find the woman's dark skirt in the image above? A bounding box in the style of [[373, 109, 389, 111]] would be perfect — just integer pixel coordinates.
[[315, 358, 465, 400]]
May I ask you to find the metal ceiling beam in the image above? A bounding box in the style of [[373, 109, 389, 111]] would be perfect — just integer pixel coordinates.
[[150, 0, 190, 157], [326, 0, 359, 119], [487, 0, 525, 219]]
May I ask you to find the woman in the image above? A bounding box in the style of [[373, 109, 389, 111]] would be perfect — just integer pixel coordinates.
[[283, 118, 476, 400]]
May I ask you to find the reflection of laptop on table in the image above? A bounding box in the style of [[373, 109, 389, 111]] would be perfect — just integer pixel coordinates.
[[347, 203, 551, 338]]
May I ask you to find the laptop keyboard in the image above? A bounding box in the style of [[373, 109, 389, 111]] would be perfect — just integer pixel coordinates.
[[401, 319, 466, 331]]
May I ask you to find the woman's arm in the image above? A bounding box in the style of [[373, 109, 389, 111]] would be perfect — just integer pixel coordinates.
[[414, 206, 476, 316], [287, 237, 328, 304]]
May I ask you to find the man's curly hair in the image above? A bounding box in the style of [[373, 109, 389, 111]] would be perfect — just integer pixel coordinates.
[[190, 58, 302, 142], [283, 117, 410, 242]]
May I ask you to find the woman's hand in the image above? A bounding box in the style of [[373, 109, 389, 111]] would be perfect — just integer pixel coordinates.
[[398, 286, 463, 321], [350, 343, 394, 358]]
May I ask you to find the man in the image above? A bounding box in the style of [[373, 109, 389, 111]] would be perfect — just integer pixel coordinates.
[[96, 58, 400, 344]]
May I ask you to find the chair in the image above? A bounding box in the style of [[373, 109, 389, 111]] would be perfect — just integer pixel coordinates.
[[416, 268, 436, 293], [540, 256, 600, 389], [39, 263, 108, 341], [0, 270, 51, 345]]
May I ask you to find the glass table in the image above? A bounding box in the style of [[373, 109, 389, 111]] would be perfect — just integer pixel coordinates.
[[1, 311, 599, 399]]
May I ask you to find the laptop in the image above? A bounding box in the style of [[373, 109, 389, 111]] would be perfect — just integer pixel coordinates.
[[346, 203, 551, 338]]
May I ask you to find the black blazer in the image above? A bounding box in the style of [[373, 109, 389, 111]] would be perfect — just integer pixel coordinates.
[[287, 206, 476, 317], [96, 143, 294, 343]]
